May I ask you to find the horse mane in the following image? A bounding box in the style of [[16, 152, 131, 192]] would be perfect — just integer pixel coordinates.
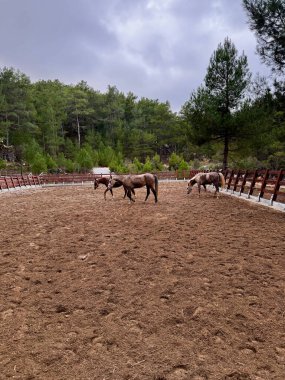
[[189, 175, 197, 185]]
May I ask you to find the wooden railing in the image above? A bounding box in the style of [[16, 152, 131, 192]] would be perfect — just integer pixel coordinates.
[[223, 169, 285, 205], [0, 174, 41, 191], [1, 169, 285, 206], [38, 171, 186, 184], [39, 173, 96, 185]]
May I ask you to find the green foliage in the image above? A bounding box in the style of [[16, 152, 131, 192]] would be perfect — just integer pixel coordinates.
[[23, 139, 43, 162], [229, 156, 260, 169], [182, 37, 251, 169], [132, 157, 143, 173], [243, 0, 285, 73], [76, 148, 93, 171], [142, 156, 153, 172], [188, 158, 201, 170], [152, 154, 164, 171], [267, 151, 285, 169], [109, 151, 128, 173], [63, 138, 77, 160], [97, 145, 116, 167], [169, 152, 183, 170], [0, 66, 32, 146], [0, 158, 6, 170], [178, 159, 189, 171], [205, 37, 251, 110], [45, 154, 57, 171], [1, 62, 285, 172], [109, 161, 128, 174], [56, 152, 67, 168], [31, 152, 47, 174], [55, 152, 76, 172], [64, 159, 76, 173]]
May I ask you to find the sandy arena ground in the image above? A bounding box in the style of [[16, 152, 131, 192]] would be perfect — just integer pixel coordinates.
[[0, 182, 285, 380]]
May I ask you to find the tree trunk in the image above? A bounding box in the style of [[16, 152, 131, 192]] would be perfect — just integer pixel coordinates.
[[5, 114, 9, 145], [76, 114, 81, 148]]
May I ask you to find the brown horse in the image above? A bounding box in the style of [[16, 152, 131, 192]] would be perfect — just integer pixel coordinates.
[[94, 176, 135, 200], [108, 173, 158, 203], [187, 172, 225, 197]]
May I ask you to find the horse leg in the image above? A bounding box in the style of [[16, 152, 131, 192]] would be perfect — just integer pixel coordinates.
[[198, 184, 201, 196], [145, 185, 150, 201], [215, 184, 219, 197], [127, 188, 135, 202], [150, 187, 158, 203], [203, 184, 207, 192], [104, 188, 108, 200]]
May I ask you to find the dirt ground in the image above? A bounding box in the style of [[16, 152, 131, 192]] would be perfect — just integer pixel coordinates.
[[0, 182, 285, 380]]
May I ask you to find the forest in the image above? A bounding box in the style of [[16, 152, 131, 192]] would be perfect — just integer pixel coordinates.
[[0, 0, 285, 174]]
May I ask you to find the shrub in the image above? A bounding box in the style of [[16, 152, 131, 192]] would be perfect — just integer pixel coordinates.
[[76, 148, 93, 171], [152, 154, 163, 171], [0, 159, 6, 170], [142, 156, 153, 172], [31, 153, 47, 174]]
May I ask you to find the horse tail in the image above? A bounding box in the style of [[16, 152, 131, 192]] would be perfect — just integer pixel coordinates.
[[219, 173, 226, 189], [154, 174, 158, 196]]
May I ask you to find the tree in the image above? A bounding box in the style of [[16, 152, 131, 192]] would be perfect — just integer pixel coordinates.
[[31, 152, 47, 174], [0, 67, 33, 146], [66, 83, 94, 148], [31, 80, 67, 156], [0, 65, 186, 169], [243, 0, 285, 73], [181, 37, 251, 169], [76, 148, 93, 172]]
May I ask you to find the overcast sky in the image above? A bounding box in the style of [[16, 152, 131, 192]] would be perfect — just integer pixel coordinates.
[[0, 0, 272, 112]]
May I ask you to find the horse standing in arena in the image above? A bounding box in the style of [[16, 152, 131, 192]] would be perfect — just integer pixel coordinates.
[[108, 173, 158, 203], [187, 172, 225, 197], [94, 176, 135, 200]]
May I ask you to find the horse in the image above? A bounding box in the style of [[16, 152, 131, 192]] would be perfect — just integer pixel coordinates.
[[108, 173, 158, 203], [94, 176, 135, 200], [187, 171, 225, 197]]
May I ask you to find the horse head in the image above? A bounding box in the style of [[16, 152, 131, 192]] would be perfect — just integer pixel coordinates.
[[187, 177, 196, 194]]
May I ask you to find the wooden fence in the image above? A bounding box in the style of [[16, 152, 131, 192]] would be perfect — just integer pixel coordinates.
[[38, 171, 185, 184], [223, 169, 285, 205], [39, 173, 96, 185], [0, 174, 41, 191], [1, 169, 285, 206]]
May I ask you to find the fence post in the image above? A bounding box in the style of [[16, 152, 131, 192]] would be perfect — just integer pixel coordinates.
[[239, 170, 248, 195], [22, 175, 27, 187], [248, 170, 258, 198], [271, 169, 284, 204], [4, 177, 10, 190], [258, 169, 269, 201], [226, 170, 234, 191], [16, 176, 21, 188], [10, 177, 16, 189], [233, 170, 241, 192]]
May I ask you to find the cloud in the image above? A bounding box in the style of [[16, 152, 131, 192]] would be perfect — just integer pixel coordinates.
[[0, 0, 271, 112]]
